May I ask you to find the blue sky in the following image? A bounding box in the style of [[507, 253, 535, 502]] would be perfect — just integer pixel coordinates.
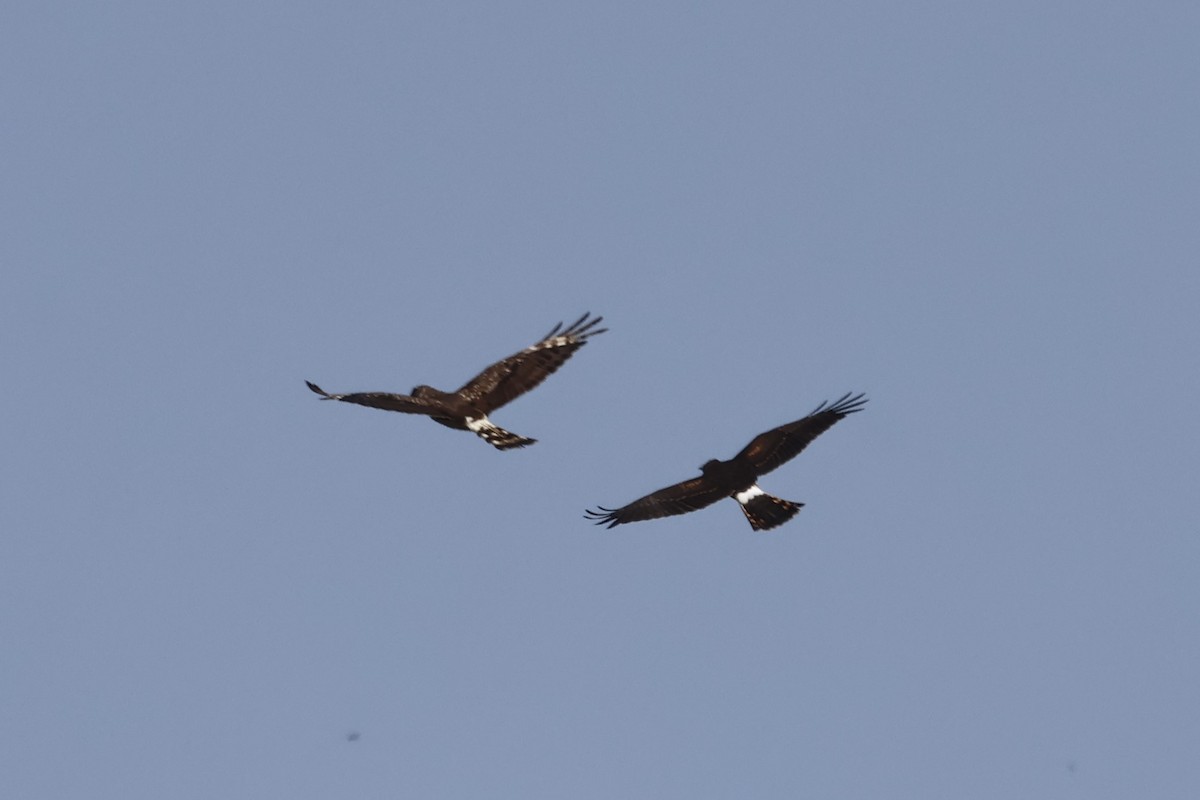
[[3, 2, 1198, 797]]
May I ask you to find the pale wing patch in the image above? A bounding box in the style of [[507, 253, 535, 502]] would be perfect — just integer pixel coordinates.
[[465, 416, 491, 433]]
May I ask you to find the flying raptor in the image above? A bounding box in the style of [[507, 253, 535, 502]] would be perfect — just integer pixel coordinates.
[[585, 392, 866, 530], [306, 312, 606, 450]]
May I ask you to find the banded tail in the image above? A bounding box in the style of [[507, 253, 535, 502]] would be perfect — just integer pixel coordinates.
[[465, 416, 537, 451], [735, 485, 803, 531]]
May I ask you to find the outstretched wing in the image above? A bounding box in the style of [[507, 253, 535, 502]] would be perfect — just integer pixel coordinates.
[[584, 475, 728, 528], [305, 381, 445, 416], [734, 392, 868, 475], [454, 312, 607, 412]]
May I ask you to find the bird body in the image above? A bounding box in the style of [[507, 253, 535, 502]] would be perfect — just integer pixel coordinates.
[[585, 393, 866, 530], [698, 458, 806, 530], [307, 313, 606, 450]]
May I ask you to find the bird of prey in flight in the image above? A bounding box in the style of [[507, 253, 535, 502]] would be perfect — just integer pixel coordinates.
[[585, 392, 866, 530], [306, 313, 606, 450]]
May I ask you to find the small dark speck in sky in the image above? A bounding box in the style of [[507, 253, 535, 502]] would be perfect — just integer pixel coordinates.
[[347, 732, 361, 742]]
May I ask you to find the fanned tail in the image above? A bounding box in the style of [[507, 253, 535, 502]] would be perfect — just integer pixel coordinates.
[[465, 416, 536, 450], [738, 492, 803, 531]]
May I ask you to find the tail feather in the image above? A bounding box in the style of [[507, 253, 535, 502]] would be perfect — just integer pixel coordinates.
[[739, 493, 803, 531], [477, 425, 537, 450], [465, 416, 536, 450]]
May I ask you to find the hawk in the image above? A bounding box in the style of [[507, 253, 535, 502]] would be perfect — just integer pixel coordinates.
[[306, 312, 606, 450], [585, 392, 866, 530]]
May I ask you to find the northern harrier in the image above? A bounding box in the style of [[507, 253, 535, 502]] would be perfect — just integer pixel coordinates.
[[306, 313, 606, 450], [585, 393, 866, 530]]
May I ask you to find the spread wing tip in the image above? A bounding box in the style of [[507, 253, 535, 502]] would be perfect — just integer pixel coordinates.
[[568, 312, 607, 338], [307, 380, 350, 401], [306, 380, 338, 399], [540, 312, 608, 343], [583, 506, 622, 528], [810, 391, 868, 417]]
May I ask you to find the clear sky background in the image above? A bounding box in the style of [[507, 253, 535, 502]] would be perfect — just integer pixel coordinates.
[[3, 2, 1198, 798]]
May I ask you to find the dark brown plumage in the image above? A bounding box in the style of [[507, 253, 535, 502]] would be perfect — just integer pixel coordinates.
[[307, 313, 606, 450], [584, 392, 866, 530]]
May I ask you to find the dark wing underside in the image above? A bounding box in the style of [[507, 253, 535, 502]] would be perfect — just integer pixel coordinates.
[[734, 392, 867, 475], [584, 475, 729, 528], [305, 381, 445, 416], [454, 312, 606, 413]]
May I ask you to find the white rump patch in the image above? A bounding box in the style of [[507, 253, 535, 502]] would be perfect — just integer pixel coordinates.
[[734, 485, 766, 505], [465, 416, 491, 433]]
